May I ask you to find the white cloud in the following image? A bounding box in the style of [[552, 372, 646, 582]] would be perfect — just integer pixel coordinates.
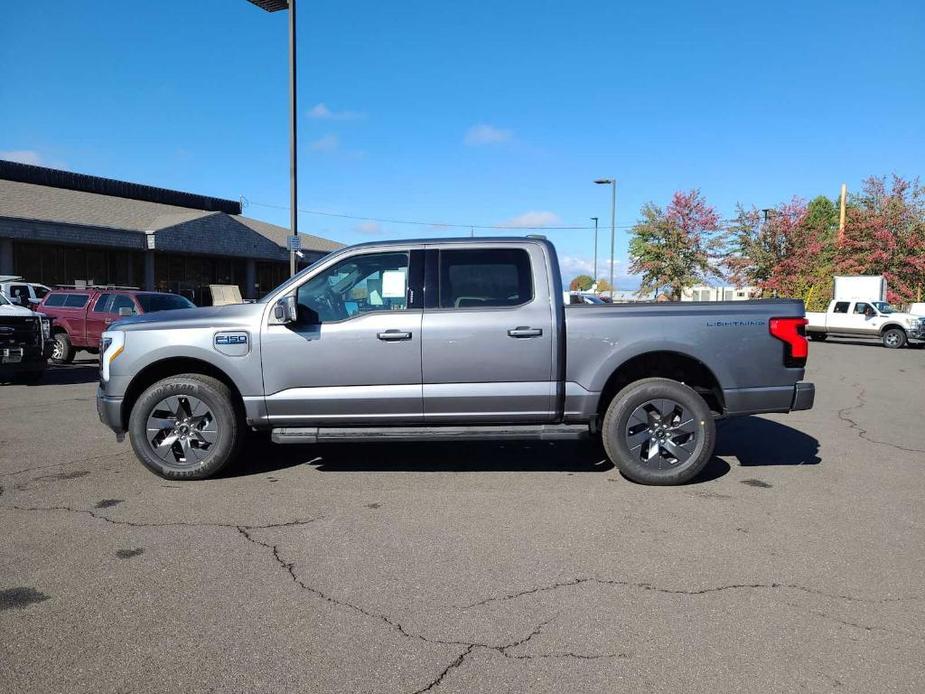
[[309, 134, 340, 152], [308, 103, 364, 120], [0, 149, 66, 169], [500, 210, 561, 228], [464, 123, 512, 146], [355, 221, 383, 235]]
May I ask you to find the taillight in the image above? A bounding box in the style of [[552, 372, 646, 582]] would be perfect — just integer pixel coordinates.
[[769, 317, 808, 367]]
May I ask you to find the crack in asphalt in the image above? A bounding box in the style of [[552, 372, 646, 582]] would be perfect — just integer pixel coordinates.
[[457, 576, 921, 610], [234, 527, 624, 693], [0, 450, 127, 479], [2, 504, 323, 531], [781, 601, 923, 640], [837, 386, 925, 454]]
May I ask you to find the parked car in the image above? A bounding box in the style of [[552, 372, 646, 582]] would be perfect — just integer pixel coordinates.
[[97, 237, 815, 485], [0, 292, 52, 383], [0, 276, 52, 308], [39, 288, 195, 363], [806, 299, 925, 348]]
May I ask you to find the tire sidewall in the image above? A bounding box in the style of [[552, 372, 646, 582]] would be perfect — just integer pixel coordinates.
[[51, 333, 73, 364], [603, 378, 716, 485], [128, 375, 239, 480], [882, 328, 906, 349]]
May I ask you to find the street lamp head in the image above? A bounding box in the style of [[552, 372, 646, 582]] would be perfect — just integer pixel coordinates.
[[245, 0, 289, 11], [593, 178, 614, 185], [590, 216, 598, 223]]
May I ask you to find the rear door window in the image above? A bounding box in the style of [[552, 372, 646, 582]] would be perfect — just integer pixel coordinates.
[[94, 293, 113, 313], [63, 293, 90, 308], [110, 294, 138, 315], [438, 249, 533, 309], [833, 302, 850, 313], [43, 294, 66, 307]]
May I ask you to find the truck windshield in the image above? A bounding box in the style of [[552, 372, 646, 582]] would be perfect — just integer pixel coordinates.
[[136, 293, 196, 313], [0, 293, 9, 306], [871, 301, 896, 314]]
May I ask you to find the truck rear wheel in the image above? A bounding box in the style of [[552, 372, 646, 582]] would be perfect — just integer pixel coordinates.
[[602, 377, 715, 485], [128, 374, 242, 480], [50, 333, 74, 364], [882, 328, 906, 349]]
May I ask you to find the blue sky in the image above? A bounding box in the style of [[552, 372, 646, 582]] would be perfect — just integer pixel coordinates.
[[2, 0, 923, 286]]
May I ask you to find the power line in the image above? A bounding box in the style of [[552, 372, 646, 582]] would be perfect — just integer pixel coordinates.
[[247, 200, 637, 230], [247, 199, 803, 232]]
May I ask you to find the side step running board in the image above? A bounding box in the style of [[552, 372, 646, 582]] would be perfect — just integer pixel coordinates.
[[270, 424, 590, 445]]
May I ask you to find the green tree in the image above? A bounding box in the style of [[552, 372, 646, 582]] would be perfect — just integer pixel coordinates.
[[629, 190, 723, 300], [569, 274, 593, 291]]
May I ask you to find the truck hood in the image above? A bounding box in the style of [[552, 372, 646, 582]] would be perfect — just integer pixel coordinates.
[[0, 304, 39, 317], [113, 302, 264, 332], [882, 311, 922, 322]]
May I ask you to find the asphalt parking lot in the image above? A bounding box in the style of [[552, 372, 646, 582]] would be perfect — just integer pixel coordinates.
[[1, 340, 923, 693]]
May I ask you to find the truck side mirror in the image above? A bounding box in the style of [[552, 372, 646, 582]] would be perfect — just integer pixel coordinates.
[[274, 295, 298, 324], [118, 307, 133, 317]]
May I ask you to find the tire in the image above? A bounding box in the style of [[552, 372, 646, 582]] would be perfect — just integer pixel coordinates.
[[50, 332, 74, 364], [882, 327, 906, 349], [808, 332, 827, 341], [128, 373, 243, 480], [601, 377, 716, 485]]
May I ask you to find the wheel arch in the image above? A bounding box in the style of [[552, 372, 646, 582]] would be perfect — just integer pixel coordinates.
[[120, 357, 245, 430], [596, 350, 725, 419], [879, 322, 907, 335]]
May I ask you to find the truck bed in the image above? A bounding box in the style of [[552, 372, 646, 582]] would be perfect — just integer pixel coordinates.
[[563, 299, 807, 418]]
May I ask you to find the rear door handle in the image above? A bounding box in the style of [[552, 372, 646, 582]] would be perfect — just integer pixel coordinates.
[[507, 327, 543, 338], [377, 330, 412, 341]]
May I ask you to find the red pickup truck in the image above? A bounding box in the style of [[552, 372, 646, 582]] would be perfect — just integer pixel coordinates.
[[39, 288, 194, 363]]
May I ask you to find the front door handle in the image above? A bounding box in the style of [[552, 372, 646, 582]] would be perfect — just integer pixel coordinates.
[[507, 327, 543, 338], [377, 330, 412, 341]]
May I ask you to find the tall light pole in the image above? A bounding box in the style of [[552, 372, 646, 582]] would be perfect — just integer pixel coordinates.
[[590, 216, 599, 288], [246, 0, 299, 277], [594, 179, 616, 300]]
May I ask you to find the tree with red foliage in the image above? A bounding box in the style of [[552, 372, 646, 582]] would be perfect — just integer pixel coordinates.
[[724, 196, 837, 308], [837, 175, 925, 304], [628, 190, 723, 300]]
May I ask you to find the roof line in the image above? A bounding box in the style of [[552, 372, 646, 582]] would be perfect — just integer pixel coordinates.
[[0, 160, 241, 215]]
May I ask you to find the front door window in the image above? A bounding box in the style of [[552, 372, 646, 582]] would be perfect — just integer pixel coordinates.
[[296, 252, 409, 323]]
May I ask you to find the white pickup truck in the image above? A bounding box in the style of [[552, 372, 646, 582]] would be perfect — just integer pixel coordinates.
[[806, 299, 925, 349]]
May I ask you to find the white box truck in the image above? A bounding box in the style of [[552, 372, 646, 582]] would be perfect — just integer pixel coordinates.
[[833, 275, 887, 301]]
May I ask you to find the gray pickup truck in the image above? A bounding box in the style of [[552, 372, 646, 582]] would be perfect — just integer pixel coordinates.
[[97, 237, 814, 485]]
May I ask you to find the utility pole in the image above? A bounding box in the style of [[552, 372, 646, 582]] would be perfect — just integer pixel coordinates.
[[838, 183, 847, 244], [593, 178, 616, 301], [245, 0, 300, 277], [288, 0, 298, 276], [590, 216, 599, 287]]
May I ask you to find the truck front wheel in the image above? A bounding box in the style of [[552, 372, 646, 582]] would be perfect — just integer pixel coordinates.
[[50, 333, 74, 364], [882, 328, 906, 349], [602, 377, 716, 485], [128, 374, 242, 480]]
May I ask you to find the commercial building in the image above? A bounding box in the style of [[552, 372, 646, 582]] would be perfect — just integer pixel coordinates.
[[0, 160, 342, 304]]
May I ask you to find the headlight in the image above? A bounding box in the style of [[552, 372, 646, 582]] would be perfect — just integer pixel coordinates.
[[100, 330, 125, 382], [40, 316, 51, 340]]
